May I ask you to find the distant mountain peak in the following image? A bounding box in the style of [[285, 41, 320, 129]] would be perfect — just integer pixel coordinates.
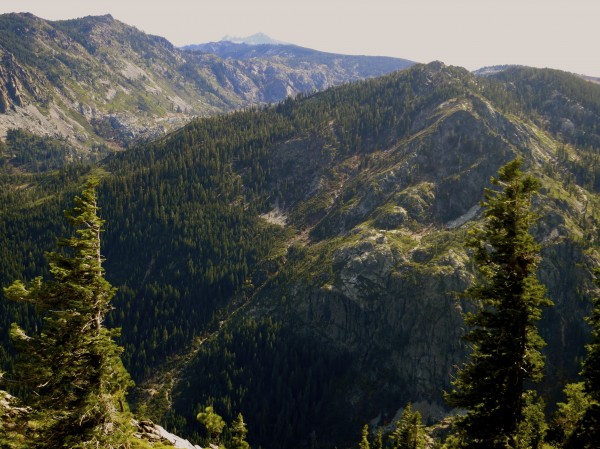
[[220, 32, 288, 46], [473, 65, 522, 76], [92, 13, 115, 22]]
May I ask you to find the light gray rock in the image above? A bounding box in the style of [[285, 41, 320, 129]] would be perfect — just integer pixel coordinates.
[[134, 419, 203, 449]]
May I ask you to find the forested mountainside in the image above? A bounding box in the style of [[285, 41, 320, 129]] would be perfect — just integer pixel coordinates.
[[0, 13, 414, 161], [1, 62, 600, 448]]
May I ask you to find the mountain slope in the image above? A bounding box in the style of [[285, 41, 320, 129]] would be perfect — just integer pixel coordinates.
[[218, 32, 289, 45], [0, 13, 414, 163], [183, 40, 415, 79], [141, 64, 600, 447], [1, 63, 599, 448], [0, 13, 203, 153]]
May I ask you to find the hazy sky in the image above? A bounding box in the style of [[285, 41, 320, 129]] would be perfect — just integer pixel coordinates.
[[0, 0, 598, 76]]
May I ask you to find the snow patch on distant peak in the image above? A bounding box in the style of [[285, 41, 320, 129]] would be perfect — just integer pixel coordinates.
[[221, 32, 288, 46]]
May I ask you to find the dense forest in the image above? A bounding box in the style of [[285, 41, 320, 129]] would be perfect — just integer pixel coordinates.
[[2, 62, 600, 448]]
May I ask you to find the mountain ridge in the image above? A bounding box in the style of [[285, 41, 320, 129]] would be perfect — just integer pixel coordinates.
[[2, 60, 600, 448], [0, 12, 414, 164], [128, 63, 600, 447], [218, 32, 289, 46]]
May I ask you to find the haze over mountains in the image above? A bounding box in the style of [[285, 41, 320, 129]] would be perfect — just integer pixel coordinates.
[[2, 11, 600, 449]]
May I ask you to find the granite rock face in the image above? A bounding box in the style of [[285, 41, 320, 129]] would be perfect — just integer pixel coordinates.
[[134, 419, 202, 449]]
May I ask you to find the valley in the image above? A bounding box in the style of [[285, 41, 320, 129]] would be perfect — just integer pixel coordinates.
[[1, 13, 600, 449]]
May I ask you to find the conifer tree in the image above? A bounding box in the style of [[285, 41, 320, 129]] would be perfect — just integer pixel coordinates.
[[565, 268, 600, 448], [4, 178, 133, 448], [548, 382, 588, 447], [359, 424, 370, 449], [445, 158, 552, 448], [197, 405, 226, 445], [372, 428, 383, 449], [230, 413, 251, 449], [389, 403, 426, 449]]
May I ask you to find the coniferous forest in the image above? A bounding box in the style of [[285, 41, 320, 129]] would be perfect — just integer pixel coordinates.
[[1, 24, 600, 449]]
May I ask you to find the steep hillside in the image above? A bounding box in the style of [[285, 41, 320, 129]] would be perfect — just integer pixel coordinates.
[[1, 63, 599, 448], [489, 66, 600, 148], [0, 13, 414, 166], [159, 64, 600, 448], [0, 13, 202, 154]]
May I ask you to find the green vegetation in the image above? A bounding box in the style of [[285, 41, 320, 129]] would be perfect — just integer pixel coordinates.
[[552, 269, 600, 448], [355, 404, 426, 449], [3, 179, 133, 448], [1, 61, 600, 449], [230, 413, 251, 449], [446, 159, 551, 448], [388, 404, 426, 449], [360, 424, 371, 449], [580, 269, 600, 415], [169, 317, 351, 449], [0, 129, 74, 172], [197, 405, 226, 446], [547, 382, 589, 447]]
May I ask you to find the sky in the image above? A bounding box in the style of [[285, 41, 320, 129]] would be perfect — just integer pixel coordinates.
[[0, 0, 598, 77]]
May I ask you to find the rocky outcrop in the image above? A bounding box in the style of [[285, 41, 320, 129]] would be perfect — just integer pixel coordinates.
[[0, 53, 44, 113], [0, 390, 29, 446], [286, 228, 471, 410], [134, 419, 202, 449], [332, 232, 396, 303]]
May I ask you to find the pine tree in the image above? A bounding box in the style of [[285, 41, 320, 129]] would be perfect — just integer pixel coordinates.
[[389, 403, 426, 449], [196, 405, 226, 445], [548, 382, 589, 447], [359, 424, 370, 449], [565, 268, 600, 448], [372, 428, 383, 449], [4, 178, 133, 448], [230, 413, 251, 449], [445, 158, 552, 448]]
